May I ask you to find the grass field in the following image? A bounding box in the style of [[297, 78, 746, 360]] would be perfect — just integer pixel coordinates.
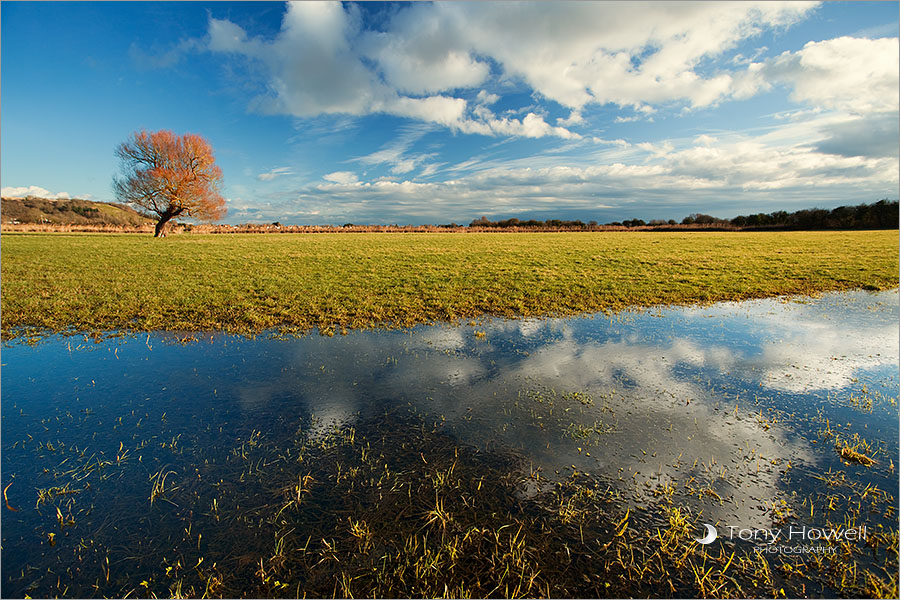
[[1, 230, 897, 338]]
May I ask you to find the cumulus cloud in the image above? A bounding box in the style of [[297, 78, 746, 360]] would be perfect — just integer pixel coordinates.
[[206, 2, 578, 139], [414, 1, 816, 110], [456, 111, 581, 139], [557, 111, 585, 127], [475, 90, 500, 106], [722, 37, 900, 173], [660, 136, 896, 191], [1, 185, 71, 199], [760, 36, 899, 114], [359, 3, 490, 95], [205, 2, 829, 137], [211, 3, 383, 117]]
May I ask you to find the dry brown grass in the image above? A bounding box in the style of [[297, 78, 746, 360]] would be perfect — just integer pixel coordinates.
[[1, 223, 155, 234]]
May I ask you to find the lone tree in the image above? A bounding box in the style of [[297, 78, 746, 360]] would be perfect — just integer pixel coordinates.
[[114, 130, 226, 237]]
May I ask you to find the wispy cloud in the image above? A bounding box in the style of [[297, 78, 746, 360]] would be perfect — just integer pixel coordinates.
[[257, 166, 293, 181], [352, 124, 437, 175], [233, 125, 895, 225], [129, 38, 200, 70]]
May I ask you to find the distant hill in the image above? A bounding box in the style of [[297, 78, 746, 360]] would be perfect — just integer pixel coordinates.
[[1, 196, 153, 227]]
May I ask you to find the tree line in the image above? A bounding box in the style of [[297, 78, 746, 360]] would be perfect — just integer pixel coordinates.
[[468, 199, 898, 230]]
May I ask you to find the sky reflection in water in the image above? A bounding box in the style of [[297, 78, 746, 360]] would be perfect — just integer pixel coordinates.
[[2, 289, 897, 583]]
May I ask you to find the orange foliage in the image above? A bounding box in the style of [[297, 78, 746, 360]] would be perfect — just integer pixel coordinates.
[[114, 130, 226, 236]]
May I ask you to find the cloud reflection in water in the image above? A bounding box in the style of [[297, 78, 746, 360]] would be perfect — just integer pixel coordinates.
[[231, 289, 896, 529]]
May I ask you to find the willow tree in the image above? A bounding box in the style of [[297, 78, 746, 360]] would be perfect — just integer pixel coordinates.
[[113, 130, 226, 237]]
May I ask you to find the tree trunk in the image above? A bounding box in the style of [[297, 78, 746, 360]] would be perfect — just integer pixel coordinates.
[[154, 215, 173, 238]]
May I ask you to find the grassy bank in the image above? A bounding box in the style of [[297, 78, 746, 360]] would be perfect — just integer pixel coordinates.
[[2, 230, 897, 338]]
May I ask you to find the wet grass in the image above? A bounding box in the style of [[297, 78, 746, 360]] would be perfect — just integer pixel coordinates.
[[2, 230, 897, 339]]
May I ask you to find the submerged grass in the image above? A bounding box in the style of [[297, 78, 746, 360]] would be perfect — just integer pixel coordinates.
[[2, 230, 897, 338], [6, 405, 896, 598]]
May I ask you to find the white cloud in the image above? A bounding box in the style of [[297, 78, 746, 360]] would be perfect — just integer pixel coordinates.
[[556, 111, 584, 127], [206, 2, 578, 139], [1, 185, 71, 200], [199, 1, 891, 145], [660, 134, 896, 191], [418, 163, 441, 178], [591, 137, 630, 147], [758, 36, 899, 114], [849, 23, 899, 40], [425, 1, 816, 110], [208, 2, 819, 138], [458, 111, 582, 140], [359, 3, 489, 95], [389, 159, 419, 175], [388, 95, 468, 128], [257, 166, 293, 181], [475, 90, 500, 105], [323, 171, 359, 185]]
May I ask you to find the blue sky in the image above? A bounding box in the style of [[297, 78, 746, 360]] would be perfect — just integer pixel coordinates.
[[2, 1, 897, 225]]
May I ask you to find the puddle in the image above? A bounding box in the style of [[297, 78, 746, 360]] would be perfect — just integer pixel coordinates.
[[2, 290, 897, 597]]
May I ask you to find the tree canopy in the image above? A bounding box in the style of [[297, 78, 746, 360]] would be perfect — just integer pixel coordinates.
[[113, 130, 226, 237]]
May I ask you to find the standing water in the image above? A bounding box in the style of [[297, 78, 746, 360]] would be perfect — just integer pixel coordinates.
[[2, 290, 897, 598]]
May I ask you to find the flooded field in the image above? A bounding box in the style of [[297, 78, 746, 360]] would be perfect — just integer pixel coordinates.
[[2, 290, 897, 598]]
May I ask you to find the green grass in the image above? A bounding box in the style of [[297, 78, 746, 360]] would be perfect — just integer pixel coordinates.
[[2, 230, 897, 338]]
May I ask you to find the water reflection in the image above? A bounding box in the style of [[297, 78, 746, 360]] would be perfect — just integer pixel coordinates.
[[238, 294, 896, 529], [2, 289, 897, 595]]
